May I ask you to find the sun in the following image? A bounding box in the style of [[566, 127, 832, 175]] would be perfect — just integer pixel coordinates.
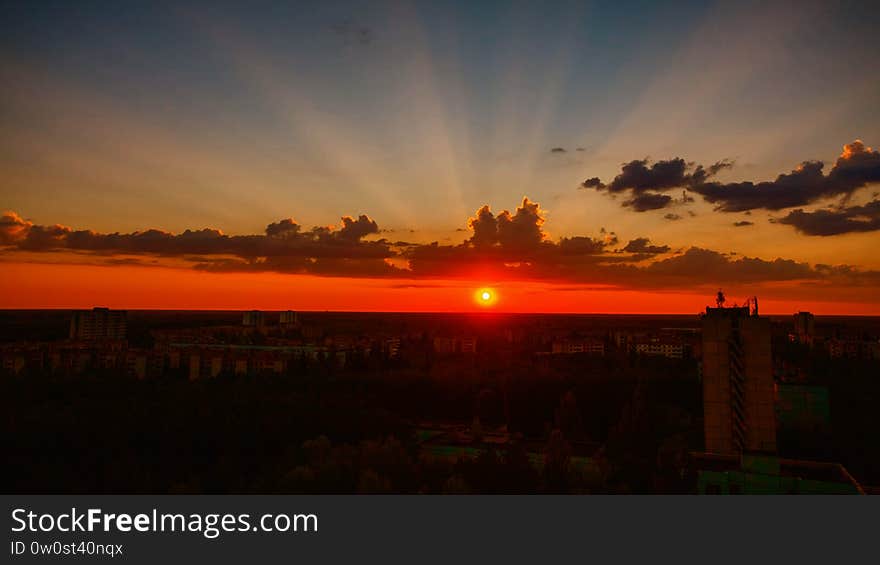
[[475, 288, 497, 307]]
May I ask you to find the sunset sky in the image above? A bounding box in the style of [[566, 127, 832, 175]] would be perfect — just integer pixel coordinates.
[[2, 0, 879, 314]]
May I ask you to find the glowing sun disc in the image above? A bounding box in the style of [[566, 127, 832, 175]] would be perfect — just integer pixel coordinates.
[[475, 288, 497, 306]]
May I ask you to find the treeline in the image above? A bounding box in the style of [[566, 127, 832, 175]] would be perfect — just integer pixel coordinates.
[[3, 358, 704, 493]]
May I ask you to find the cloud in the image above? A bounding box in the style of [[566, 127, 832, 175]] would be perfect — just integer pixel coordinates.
[[774, 199, 880, 235], [581, 141, 880, 219], [623, 192, 672, 211], [550, 147, 567, 153], [4, 199, 878, 293], [465, 197, 547, 251], [0, 212, 394, 274], [733, 220, 754, 227], [0, 211, 32, 244], [582, 157, 732, 196], [664, 213, 682, 221], [581, 177, 605, 190], [621, 238, 670, 254]]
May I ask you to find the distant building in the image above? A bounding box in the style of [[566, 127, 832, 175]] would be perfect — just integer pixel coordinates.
[[459, 337, 477, 354], [384, 338, 401, 358], [702, 300, 776, 455], [633, 336, 683, 359], [792, 311, 815, 345], [824, 337, 879, 360], [433, 336, 477, 354], [171, 342, 344, 379], [279, 310, 299, 326], [242, 310, 266, 328], [551, 338, 605, 356], [69, 308, 127, 341]]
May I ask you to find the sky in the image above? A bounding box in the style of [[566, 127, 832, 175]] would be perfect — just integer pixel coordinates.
[[2, 0, 879, 314]]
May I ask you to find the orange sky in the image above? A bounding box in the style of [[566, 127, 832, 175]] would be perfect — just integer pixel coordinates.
[[2, 4, 879, 315], [4, 262, 878, 315]]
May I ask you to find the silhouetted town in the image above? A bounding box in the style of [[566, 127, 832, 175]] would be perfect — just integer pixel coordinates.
[[3, 295, 879, 494]]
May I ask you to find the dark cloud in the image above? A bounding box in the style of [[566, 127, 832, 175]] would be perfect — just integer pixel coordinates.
[[733, 220, 754, 227], [606, 158, 690, 192], [642, 247, 816, 284], [582, 140, 880, 218], [575, 147, 586, 152], [623, 192, 672, 211], [550, 147, 567, 153], [581, 156, 730, 211], [465, 198, 547, 251], [4, 199, 878, 291], [664, 213, 682, 221], [589, 157, 732, 195], [775, 199, 880, 235], [0, 211, 392, 274], [581, 177, 605, 190], [621, 238, 670, 254]]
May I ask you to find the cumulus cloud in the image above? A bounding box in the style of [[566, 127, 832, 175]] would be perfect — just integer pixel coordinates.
[[4, 199, 878, 291], [465, 198, 547, 251], [581, 141, 880, 222], [775, 199, 880, 235], [0, 211, 32, 244], [621, 238, 670, 254], [623, 192, 673, 211], [0, 211, 394, 275]]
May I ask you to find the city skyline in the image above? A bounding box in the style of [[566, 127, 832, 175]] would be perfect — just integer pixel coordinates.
[[2, 1, 879, 314]]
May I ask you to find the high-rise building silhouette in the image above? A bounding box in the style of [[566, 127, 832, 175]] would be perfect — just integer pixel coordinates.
[[792, 311, 815, 345], [242, 310, 266, 328], [69, 307, 127, 341], [279, 310, 299, 326], [701, 295, 776, 455]]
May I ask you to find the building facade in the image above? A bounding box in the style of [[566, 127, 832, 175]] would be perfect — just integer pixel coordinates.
[[702, 305, 776, 455], [69, 308, 127, 341]]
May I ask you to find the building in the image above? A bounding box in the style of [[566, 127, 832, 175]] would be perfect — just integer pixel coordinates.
[[551, 338, 605, 356], [279, 310, 299, 326], [792, 311, 815, 345], [632, 336, 684, 359], [701, 297, 776, 455], [242, 310, 266, 328], [433, 336, 477, 355], [69, 308, 127, 340], [170, 342, 344, 379], [384, 338, 401, 359]]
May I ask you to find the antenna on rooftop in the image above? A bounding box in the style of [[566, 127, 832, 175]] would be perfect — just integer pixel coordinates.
[[716, 290, 726, 308]]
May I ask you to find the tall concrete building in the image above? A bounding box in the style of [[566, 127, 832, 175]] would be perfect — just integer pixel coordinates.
[[69, 307, 127, 340], [279, 310, 299, 326], [242, 310, 266, 328], [702, 297, 776, 455], [792, 311, 815, 345]]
